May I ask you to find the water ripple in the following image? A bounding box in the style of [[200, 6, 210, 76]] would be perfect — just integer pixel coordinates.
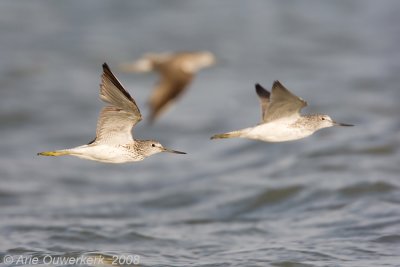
[[339, 182, 397, 197]]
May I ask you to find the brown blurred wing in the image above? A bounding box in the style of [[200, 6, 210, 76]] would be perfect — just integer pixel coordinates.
[[264, 81, 307, 123], [255, 83, 271, 123], [148, 69, 193, 122]]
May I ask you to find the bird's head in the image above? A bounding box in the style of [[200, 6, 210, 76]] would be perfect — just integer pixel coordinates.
[[195, 51, 216, 67], [181, 51, 216, 73], [139, 140, 186, 157], [315, 114, 354, 129]]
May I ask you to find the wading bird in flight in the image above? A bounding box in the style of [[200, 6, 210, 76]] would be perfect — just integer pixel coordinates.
[[211, 81, 353, 142], [38, 63, 186, 163]]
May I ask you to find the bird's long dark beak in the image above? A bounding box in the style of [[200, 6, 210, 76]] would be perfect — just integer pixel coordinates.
[[334, 121, 354, 127], [163, 148, 187, 154]]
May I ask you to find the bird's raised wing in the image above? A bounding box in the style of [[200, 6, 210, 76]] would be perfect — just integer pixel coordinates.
[[263, 81, 307, 123], [255, 83, 271, 123], [93, 63, 142, 144], [100, 63, 141, 116]]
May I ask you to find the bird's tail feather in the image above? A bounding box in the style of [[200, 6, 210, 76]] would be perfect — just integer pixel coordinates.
[[211, 131, 242, 140], [37, 150, 71, 157]]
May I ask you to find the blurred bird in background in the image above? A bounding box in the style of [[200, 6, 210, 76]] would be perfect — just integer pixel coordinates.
[[120, 51, 216, 123]]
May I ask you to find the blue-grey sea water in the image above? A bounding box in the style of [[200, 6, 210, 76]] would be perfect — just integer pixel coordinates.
[[1, 1, 400, 266]]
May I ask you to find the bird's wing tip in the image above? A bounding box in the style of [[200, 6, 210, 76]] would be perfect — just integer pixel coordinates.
[[102, 62, 110, 70], [272, 80, 283, 89], [255, 83, 270, 98]]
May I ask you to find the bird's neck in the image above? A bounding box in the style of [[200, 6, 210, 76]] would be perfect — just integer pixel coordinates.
[[294, 115, 319, 131]]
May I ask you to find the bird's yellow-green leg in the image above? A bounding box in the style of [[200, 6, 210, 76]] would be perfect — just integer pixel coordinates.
[[211, 131, 242, 139], [37, 150, 70, 156]]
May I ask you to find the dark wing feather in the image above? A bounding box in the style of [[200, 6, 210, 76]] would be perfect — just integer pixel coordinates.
[[255, 83, 271, 123]]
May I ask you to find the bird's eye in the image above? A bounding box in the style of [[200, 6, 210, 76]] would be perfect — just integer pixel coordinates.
[[151, 144, 156, 147], [321, 117, 325, 120]]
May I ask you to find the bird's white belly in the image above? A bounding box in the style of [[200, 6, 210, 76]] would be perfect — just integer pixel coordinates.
[[70, 144, 142, 163], [246, 121, 313, 142]]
